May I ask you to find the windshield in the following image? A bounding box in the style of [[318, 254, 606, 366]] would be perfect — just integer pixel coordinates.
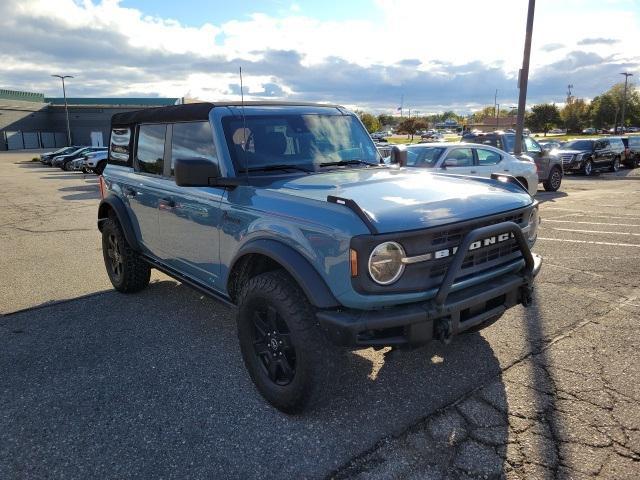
[[405, 146, 446, 167], [222, 114, 379, 172], [564, 140, 594, 150]]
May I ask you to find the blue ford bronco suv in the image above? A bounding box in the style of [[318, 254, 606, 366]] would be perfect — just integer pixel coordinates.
[[98, 102, 542, 412]]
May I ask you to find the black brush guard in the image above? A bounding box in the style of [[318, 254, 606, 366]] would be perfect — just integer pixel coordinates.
[[317, 221, 541, 348]]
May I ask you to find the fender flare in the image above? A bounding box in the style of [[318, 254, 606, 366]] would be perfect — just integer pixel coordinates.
[[229, 239, 340, 309], [97, 194, 141, 251]]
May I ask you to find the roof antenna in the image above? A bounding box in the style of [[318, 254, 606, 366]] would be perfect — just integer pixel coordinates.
[[239, 66, 249, 183]]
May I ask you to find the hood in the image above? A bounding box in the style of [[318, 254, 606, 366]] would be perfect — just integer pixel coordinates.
[[267, 168, 533, 234]]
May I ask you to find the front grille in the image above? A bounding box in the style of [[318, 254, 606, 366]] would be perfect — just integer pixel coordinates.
[[351, 207, 530, 295], [560, 153, 574, 164]]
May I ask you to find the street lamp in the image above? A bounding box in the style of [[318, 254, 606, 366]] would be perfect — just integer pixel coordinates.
[[514, 0, 535, 155], [619, 72, 633, 134], [51, 74, 73, 146]]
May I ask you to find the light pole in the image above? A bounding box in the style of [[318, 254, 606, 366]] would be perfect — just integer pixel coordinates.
[[51, 74, 73, 146], [514, 0, 535, 155], [619, 72, 633, 134]]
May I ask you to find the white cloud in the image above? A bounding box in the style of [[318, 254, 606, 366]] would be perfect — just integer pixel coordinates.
[[1, 0, 638, 110]]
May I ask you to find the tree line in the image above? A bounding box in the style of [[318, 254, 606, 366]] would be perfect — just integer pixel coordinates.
[[357, 82, 639, 135]]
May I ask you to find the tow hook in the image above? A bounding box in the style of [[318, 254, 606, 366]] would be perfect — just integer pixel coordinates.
[[520, 285, 534, 307], [435, 317, 453, 345]]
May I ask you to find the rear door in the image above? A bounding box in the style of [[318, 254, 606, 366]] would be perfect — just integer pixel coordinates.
[[125, 123, 168, 255], [593, 139, 609, 166], [472, 147, 505, 177]]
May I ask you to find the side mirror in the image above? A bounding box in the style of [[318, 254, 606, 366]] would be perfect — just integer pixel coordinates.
[[174, 157, 221, 187], [390, 146, 407, 166]]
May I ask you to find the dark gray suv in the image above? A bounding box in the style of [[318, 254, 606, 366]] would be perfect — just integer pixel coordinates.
[[555, 137, 625, 175], [461, 132, 563, 192]]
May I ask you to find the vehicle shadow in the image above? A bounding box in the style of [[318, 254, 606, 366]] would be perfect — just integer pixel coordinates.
[[0, 279, 507, 479], [535, 190, 568, 204]]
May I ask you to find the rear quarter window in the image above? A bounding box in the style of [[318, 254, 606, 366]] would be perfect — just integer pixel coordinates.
[[629, 137, 640, 148], [109, 127, 131, 165], [136, 124, 166, 175]]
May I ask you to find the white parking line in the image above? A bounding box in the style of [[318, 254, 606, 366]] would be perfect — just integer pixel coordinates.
[[543, 209, 640, 220], [544, 219, 640, 227], [547, 227, 640, 237], [538, 237, 640, 248]]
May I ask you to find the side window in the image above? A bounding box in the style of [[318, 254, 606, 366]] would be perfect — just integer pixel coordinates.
[[171, 121, 217, 175], [629, 137, 640, 148], [110, 127, 131, 163], [136, 124, 166, 175], [476, 148, 502, 165], [524, 137, 541, 153], [443, 148, 473, 167], [595, 140, 606, 150]]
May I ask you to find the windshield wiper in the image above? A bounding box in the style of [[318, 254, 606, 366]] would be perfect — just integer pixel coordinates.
[[319, 159, 377, 168], [247, 164, 312, 173]]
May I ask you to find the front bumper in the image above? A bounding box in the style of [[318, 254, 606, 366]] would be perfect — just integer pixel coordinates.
[[317, 221, 542, 348]]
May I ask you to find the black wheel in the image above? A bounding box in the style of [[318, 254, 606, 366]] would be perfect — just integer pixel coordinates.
[[237, 270, 340, 413], [610, 156, 620, 172], [543, 166, 562, 192], [635, 157, 640, 169], [101, 217, 150, 293], [62, 162, 71, 171], [95, 161, 106, 175], [582, 159, 593, 176]]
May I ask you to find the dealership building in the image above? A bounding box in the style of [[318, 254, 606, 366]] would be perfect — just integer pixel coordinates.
[[0, 88, 179, 151]]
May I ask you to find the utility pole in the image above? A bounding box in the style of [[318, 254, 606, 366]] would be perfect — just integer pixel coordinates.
[[514, 0, 535, 155], [494, 89, 498, 129], [619, 72, 633, 134], [566, 84, 574, 104], [51, 74, 73, 146], [496, 104, 500, 130]]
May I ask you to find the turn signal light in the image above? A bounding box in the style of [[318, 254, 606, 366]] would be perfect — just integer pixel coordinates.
[[350, 249, 358, 277], [98, 175, 106, 199]]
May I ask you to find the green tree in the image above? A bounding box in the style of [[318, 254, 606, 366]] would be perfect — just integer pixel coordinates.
[[357, 112, 380, 133], [561, 98, 589, 133], [527, 103, 562, 136], [588, 83, 640, 129], [397, 118, 419, 139]]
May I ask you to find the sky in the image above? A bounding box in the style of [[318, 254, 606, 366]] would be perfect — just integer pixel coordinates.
[[0, 0, 639, 114]]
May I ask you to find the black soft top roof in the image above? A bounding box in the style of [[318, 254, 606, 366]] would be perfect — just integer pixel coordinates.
[[111, 101, 343, 127]]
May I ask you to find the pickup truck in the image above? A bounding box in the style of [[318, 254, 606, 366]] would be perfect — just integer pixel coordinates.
[[98, 102, 542, 412]]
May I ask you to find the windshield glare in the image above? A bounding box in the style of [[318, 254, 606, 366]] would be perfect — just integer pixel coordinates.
[[406, 146, 446, 167], [223, 114, 379, 171], [564, 140, 594, 150]]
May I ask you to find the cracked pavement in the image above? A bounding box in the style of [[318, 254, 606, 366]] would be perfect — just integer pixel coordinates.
[[1, 153, 640, 479]]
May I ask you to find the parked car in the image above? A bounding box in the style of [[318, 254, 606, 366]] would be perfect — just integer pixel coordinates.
[[539, 140, 563, 151], [392, 143, 538, 196], [83, 150, 109, 174], [53, 147, 107, 170], [420, 132, 444, 142], [582, 127, 596, 135], [68, 157, 86, 171], [548, 128, 565, 135], [461, 132, 563, 191], [621, 137, 640, 168], [40, 146, 83, 165], [554, 137, 625, 175], [97, 102, 541, 412]]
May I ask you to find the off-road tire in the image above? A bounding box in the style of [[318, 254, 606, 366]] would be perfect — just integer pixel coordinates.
[[582, 159, 593, 176], [543, 166, 562, 192], [101, 217, 150, 293], [610, 156, 620, 172], [237, 270, 341, 413]]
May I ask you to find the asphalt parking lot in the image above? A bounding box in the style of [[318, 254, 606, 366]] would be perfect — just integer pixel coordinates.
[[1, 152, 639, 479]]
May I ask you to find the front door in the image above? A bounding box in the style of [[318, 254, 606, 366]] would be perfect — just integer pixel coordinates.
[[157, 121, 224, 289], [440, 147, 476, 175]]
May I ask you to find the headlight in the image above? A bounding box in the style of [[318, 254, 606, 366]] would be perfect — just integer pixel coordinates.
[[527, 207, 539, 243], [368, 241, 405, 285]]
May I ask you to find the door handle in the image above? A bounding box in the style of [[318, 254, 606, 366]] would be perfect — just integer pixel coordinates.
[[503, 169, 509, 172], [470, 170, 477, 174], [123, 187, 137, 198], [160, 197, 176, 209]]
